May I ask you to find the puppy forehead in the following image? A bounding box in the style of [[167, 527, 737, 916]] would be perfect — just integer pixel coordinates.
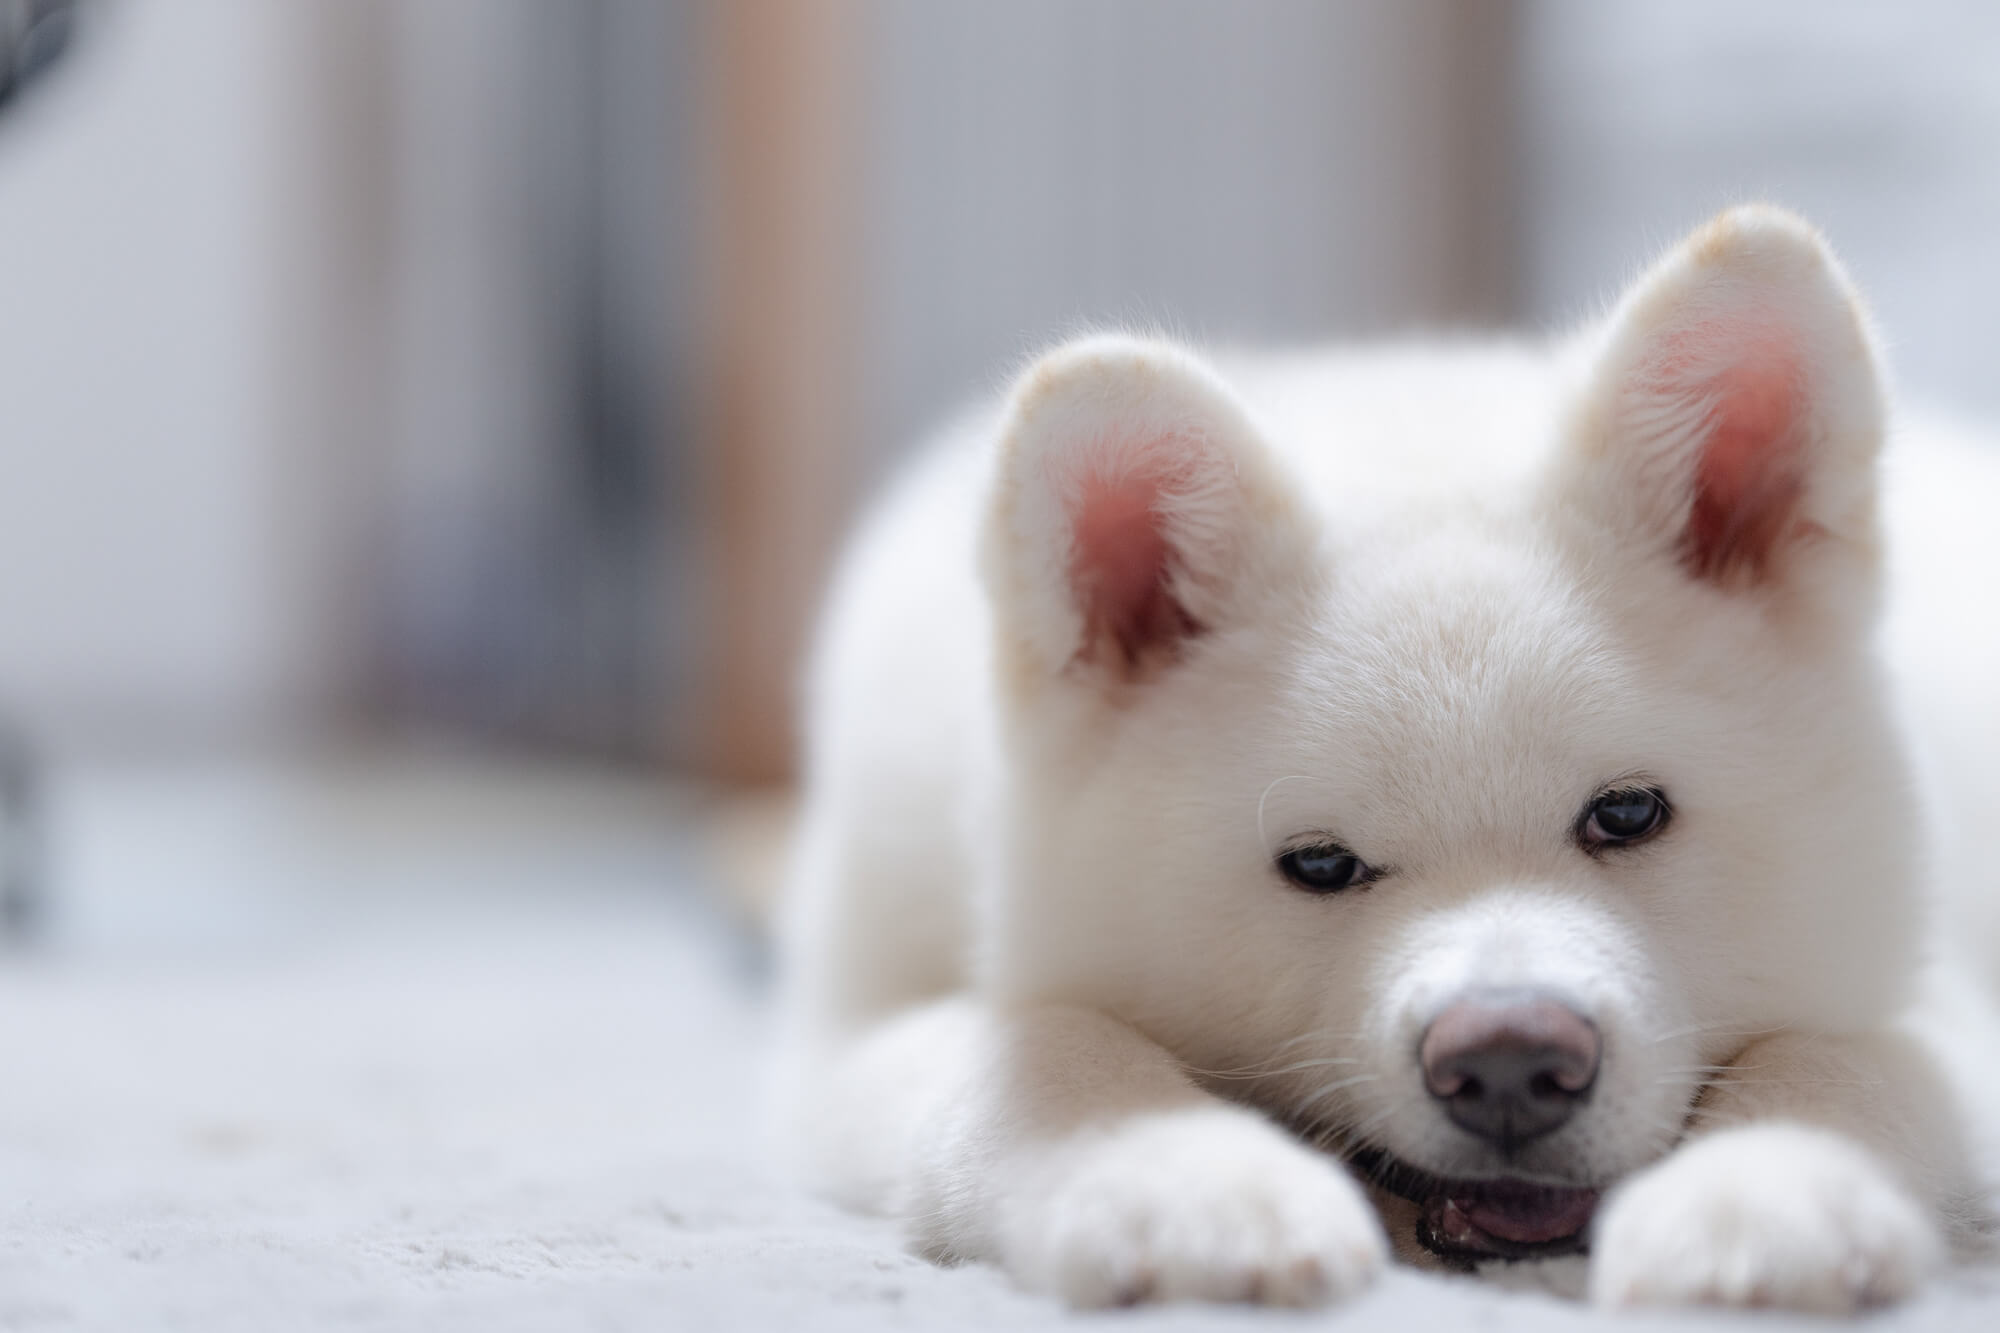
[[1258, 526, 1642, 833], [1329, 519, 1614, 697]]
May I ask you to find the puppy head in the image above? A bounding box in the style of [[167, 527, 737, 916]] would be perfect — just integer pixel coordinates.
[[978, 209, 1918, 1242]]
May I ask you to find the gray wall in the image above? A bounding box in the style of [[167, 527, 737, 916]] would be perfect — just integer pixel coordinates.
[[856, 0, 1514, 471], [1518, 0, 2000, 419]]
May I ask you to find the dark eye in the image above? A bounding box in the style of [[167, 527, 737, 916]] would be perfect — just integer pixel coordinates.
[[1579, 786, 1670, 849], [1276, 842, 1374, 894]]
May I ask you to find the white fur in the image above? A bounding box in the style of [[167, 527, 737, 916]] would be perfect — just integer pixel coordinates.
[[774, 206, 2000, 1313]]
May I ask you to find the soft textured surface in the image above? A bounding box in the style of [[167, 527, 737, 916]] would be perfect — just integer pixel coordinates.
[[3, 755, 1998, 1330]]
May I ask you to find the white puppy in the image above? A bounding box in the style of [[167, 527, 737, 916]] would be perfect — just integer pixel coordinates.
[[774, 206, 2000, 1313]]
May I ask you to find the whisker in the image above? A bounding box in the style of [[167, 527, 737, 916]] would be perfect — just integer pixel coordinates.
[[1657, 1075, 1882, 1090], [1648, 1020, 1793, 1046], [1256, 775, 1314, 855], [1177, 1027, 1369, 1081], [1290, 1073, 1380, 1117], [1262, 1028, 1370, 1055], [1192, 1055, 1365, 1082]]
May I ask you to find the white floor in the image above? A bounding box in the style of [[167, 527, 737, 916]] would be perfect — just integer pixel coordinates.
[[4, 753, 1999, 1331]]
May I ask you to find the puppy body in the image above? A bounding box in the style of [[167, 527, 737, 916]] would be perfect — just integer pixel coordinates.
[[775, 209, 2000, 1311]]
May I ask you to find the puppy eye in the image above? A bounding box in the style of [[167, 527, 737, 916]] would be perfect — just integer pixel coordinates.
[[1579, 786, 1670, 849], [1276, 842, 1374, 894]]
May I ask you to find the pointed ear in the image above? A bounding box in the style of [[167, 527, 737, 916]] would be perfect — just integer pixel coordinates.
[[1564, 206, 1886, 593], [982, 335, 1309, 685]]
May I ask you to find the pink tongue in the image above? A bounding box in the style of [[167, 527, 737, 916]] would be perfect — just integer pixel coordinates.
[[1448, 1186, 1599, 1247]]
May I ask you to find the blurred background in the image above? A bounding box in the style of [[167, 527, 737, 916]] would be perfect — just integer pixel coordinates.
[[5, 0, 2000, 950], [11, 6, 2000, 1323]]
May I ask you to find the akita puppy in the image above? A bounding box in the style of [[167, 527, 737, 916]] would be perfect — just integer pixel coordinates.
[[775, 207, 2000, 1312]]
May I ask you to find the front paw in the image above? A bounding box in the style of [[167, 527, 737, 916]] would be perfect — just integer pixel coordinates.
[[1589, 1123, 1942, 1313], [1002, 1107, 1387, 1307]]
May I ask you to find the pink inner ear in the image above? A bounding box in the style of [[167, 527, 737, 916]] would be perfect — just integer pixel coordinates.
[[1668, 342, 1808, 584], [1065, 447, 1202, 669]]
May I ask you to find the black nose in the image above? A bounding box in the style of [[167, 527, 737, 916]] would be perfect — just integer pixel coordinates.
[[1420, 989, 1600, 1151]]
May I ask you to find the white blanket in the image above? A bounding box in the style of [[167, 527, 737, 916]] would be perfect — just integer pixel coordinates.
[[3, 758, 1995, 1330]]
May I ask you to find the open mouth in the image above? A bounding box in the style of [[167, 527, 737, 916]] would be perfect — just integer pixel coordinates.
[[1349, 1148, 1600, 1266]]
